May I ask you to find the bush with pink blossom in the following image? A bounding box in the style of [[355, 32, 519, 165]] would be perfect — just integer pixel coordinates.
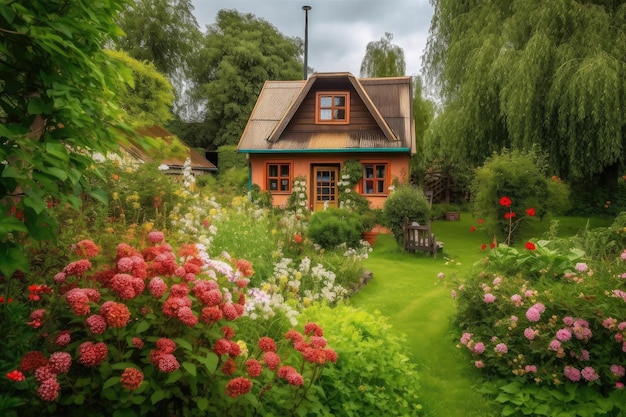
[[454, 238, 626, 415]]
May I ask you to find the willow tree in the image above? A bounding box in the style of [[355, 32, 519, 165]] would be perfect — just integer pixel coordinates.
[[360, 32, 406, 78], [423, 0, 626, 187]]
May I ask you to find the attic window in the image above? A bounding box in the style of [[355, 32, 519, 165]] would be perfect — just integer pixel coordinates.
[[316, 92, 349, 124]]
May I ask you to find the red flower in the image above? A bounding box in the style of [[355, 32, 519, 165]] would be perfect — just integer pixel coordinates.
[[499, 196, 512, 207], [504, 212, 516, 219], [525, 242, 536, 250], [225, 376, 252, 398], [6, 370, 25, 382], [245, 359, 263, 377], [490, 242, 496, 249], [469, 226, 476, 232], [525, 207, 535, 216], [258, 336, 277, 353], [481, 244, 487, 250], [477, 219, 485, 224], [293, 233, 303, 244], [120, 368, 144, 390]]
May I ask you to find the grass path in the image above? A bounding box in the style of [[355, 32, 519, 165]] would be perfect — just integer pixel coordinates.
[[351, 214, 612, 416]]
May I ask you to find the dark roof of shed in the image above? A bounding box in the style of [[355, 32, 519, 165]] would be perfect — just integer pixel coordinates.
[[237, 72, 416, 154]]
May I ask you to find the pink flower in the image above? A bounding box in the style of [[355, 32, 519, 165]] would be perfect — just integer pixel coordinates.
[[525, 307, 541, 322], [65, 289, 91, 316], [564, 366, 581, 382], [460, 333, 472, 345], [581, 367, 599, 382], [473, 342, 485, 354], [37, 377, 61, 402], [75, 239, 99, 258], [225, 377, 252, 398], [63, 259, 92, 276], [451, 290, 457, 299], [617, 382, 625, 389], [177, 306, 198, 327], [511, 294, 523, 306], [548, 340, 561, 351], [575, 263, 588, 272], [86, 314, 107, 334], [483, 293, 496, 304], [148, 277, 167, 298], [155, 338, 177, 354], [148, 231, 165, 244], [524, 327, 536, 341], [525, 365, 537, 373], [157, 354, 180, 373], [494, 343, 508, 354], [78, 342, 108, 367], [475, 360, 485, 368], [611, 364, 625, 378], [437, 272, 445, 280], [132, 337, 144, 349], [263, 351, 280, 370], [556, 328, 572, 342], [562, 316, 574, 326], [55, 330, 71, 347], [48, 352, 71, 374], [121, 367, 144, 390]]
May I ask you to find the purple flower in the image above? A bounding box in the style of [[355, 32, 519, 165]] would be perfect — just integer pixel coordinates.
[[484, 293, 496, 304], [494, 343, 508, 354], [525, 307, 541, 322], [556, 328, 572, 342]]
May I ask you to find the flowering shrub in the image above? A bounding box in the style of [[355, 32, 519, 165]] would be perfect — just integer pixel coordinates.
[[11, 233, 337, 416], [454, 239, 626, 415], [286, 175, 310, 213]]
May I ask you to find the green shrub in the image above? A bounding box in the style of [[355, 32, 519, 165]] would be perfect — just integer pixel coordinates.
[[471, 149, 568, 245], [217, 145, 247, 170], [382, 185, 431, 243], [302, 303, 423, 417], [307, 208, 363, 249]]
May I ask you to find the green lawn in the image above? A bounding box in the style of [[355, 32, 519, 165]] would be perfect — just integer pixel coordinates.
[[350, 213, 612, 417]]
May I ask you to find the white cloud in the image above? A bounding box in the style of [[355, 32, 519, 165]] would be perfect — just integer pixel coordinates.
[[191, 0, 433, 77]]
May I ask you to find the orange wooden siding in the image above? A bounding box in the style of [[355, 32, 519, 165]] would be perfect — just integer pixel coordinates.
[[249, 153, 410, 209]]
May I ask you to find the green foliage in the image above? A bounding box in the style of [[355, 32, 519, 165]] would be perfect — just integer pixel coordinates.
[[217, 145, 248, 170], [471, 149, 566, 244], [382, 185, 432, 243], [191, 9, 303, 146], [307, 208, 363, 249], [0, 0, 136, 278], [359, 32, 406, 78], [116, 0, 201, 82], [105, 50, 175, 127], [575, 212, 626, 260], [302, 303, 423, 416], [286, 176, 309, 213], [423, 0, 626, 183]]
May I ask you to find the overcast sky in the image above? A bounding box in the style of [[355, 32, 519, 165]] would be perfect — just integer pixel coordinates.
[[191, 0, 434, 77]]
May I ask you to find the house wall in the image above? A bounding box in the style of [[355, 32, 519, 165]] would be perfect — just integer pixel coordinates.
[[249, 152, 410, 209]]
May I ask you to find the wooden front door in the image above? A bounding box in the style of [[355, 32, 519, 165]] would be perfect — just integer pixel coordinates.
[[313, 166, 338, 211]]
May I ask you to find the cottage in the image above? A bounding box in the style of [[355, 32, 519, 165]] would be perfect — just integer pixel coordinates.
[[237, 72, 416, 210]]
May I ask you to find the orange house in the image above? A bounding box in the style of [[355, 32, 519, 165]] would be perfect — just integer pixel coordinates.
[[237, 72, 416, 210]]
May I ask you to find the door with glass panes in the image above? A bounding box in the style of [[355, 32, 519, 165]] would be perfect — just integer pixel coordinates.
[[313, 166, 338, 211]]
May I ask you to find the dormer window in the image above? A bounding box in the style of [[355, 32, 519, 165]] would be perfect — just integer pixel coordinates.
[[316, 92, 350, 124]]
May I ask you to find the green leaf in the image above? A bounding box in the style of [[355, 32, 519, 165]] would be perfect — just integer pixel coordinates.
[[45, 142, 70, 163], [1, 165, 27, 179], [197, 351, 219, 373], [150, 389, 166, 404], [111, 362, 140, 371], [103, 376, 121, 390], [182, 362, 196, 377], [88, 187, 109, 205], [23, 196, 47, 215], [135, 321, 150, 333], [164, 369, 182, 384], [0, 216, 28, 235], [39, 166, 68, 181], [196, 397, 209, 411], [174, 337, 193, 351]]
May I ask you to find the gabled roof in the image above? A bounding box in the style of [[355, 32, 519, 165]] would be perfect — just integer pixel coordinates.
[[126, 126, 217, 172], [237, 72, 416, 154]]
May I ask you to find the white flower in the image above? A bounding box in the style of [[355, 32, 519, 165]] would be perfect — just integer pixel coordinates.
[[158, 164, 170, 171]]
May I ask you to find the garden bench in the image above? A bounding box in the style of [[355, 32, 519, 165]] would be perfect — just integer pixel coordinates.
[[402, 220, 442, 257]]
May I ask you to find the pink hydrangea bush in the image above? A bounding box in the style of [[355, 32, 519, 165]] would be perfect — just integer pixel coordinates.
[[454, 244, 626, 411], [14, 235, 337, 416]]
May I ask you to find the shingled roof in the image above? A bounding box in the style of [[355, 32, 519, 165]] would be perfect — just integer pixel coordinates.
[[237, 72, 416, 154]]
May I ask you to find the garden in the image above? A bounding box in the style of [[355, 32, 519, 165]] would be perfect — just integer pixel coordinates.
[[1, 148, 625, 417]]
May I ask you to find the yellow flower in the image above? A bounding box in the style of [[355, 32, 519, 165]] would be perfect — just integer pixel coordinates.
[[271, 229, 277, 235], [112, 192, 119, 200], [209, 208, 218, 215], [125, 167, 133, 173], [237, 340, 249, 357], [132, 202, 140, 209], [143, 222, 153, 231], [279, 275, 288, 285], [303, 297, 311, 307], [295, 272, 302, 281]]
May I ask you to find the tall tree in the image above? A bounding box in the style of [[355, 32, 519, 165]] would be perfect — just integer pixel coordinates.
[[191, 9, 302, 146], [360, 32, 406, 78], [423, 0, 626, 186], [0, 0, 131, 276]]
